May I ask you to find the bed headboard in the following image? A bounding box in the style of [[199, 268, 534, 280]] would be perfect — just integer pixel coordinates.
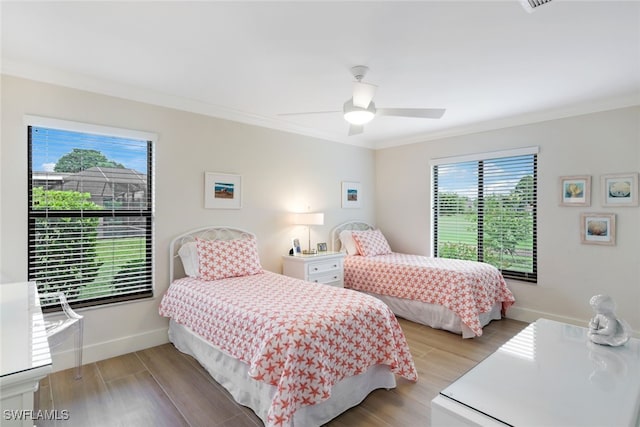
[[330, 221, 375, 252], [169, 226, 256, 282]]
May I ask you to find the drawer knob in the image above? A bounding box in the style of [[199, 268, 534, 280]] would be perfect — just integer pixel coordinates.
[[313, 267, 318, 271]]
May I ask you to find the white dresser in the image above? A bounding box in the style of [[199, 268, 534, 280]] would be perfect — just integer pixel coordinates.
[[431, 318, 640, 427], [1, 282, 52, 427], [282, 252, 345, 288]]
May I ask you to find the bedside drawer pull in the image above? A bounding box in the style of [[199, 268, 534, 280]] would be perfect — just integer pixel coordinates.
[[312, 264, 339, 271], [314, 276, 338, 283]]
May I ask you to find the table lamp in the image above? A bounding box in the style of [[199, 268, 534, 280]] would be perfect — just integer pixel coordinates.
[[293, 212, 324, 254]]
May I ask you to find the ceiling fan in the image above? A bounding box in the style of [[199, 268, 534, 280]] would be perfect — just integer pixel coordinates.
[[279, 65, 446, 136]]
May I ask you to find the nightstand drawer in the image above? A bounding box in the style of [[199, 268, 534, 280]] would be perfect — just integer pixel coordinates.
[[282, 252, 345, 288], [308, 271, 343, 285], [306, 259, 342, 276]]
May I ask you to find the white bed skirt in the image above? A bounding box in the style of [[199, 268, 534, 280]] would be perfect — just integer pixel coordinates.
[[361, 293, 502, 338], [168, 320, 397, 427]]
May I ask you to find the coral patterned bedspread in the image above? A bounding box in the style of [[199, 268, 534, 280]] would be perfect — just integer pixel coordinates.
[[344, 253, 515, 337], [159, 271, 417, 427]]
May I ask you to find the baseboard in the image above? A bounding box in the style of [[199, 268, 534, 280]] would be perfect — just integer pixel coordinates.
[[49, 327, 170, 372], [506, 306, 587, 328], [506, 306, 640, 338]]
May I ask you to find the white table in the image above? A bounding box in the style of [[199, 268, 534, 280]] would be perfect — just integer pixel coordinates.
[[432, 318, 640, 427], [282, 251, 345, 288], [1, 282, 52, 427]]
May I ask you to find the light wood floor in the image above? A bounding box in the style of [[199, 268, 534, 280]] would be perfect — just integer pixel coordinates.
[[35, 317, 527, 427]]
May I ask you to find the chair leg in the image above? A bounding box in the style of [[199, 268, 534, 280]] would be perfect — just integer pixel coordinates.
[[74, 321, 84, 380]]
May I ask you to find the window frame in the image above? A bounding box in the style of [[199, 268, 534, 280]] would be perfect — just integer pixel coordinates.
[[431, 147, 538, 283], [26, 116, 156, 311]]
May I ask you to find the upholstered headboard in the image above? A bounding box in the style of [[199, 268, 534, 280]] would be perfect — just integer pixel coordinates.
[[169, 226, 255, 282], [330, 221, 375, 252]]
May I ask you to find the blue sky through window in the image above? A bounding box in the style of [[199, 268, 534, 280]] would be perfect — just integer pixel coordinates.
[[437, 161, 477, 195], [31, 127, 148, 174], [437, 156, 532, 196]]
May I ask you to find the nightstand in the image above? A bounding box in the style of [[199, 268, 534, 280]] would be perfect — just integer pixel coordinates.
[[282, 251, 345, 288]]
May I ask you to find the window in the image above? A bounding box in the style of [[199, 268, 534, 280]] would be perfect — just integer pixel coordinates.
[[432, 147, 537, 282], [27, 117, 155, 311]]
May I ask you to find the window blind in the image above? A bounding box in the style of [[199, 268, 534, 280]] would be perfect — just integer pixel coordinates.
[[28, 123, 154, 310], [433, 151, 537, 282]]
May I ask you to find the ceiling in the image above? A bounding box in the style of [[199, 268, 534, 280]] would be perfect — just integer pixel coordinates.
[[2, 1, 639, 150]]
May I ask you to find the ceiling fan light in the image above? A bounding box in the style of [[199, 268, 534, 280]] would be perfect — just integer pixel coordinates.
[[343, 99, 376, 125], [344, 110, 375, 125]]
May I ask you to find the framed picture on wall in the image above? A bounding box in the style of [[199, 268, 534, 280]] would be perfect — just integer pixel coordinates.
[[342, 181, 361, 208], [580, 213, 616, 246], [559, 175, 591, 206], [601, 173, 638, 207], [204, 172, 242, 209]]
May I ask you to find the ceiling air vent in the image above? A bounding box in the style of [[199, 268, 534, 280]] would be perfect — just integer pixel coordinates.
[[520, 0, 552, 13]]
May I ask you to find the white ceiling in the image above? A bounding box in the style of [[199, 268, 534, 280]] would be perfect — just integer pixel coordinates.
[[2, 1, 639, 149]]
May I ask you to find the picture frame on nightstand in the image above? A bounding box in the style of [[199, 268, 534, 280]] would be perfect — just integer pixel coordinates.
[[317, 242, 327, 252], [291, 238, 302, 256]]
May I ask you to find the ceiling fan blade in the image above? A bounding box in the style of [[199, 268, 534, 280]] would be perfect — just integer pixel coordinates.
[[348, 124, 364, 136], [278, 110, 340, 117], [377, 108, 446, 119], [352, 82, 377, 108]]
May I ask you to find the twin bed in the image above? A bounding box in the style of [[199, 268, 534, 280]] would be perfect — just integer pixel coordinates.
[[160, 223, 514, 426], [331, 221, 515, 339], [160, 226, 417, 427]]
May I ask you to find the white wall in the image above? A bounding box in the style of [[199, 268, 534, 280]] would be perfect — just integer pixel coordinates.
[[375, 107, 640, 334], [0, 75, 376, 370]]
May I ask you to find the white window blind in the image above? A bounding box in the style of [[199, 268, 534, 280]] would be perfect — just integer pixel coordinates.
[[27, 120, 155, 310], [432, 149, 537, 282]]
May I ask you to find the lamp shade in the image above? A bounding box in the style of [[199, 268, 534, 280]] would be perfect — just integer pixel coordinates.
[[293, 212, 324, 226]]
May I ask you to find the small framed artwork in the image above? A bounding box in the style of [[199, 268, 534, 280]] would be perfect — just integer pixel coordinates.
[[317, 242, 327, 252], [342, 181, 361, 208], [601, 173, 638, 207], [560, 175, 591, 206], [204, 172, 242, 209], [291, 238, 302, 256], [580, 213, 616, 246]]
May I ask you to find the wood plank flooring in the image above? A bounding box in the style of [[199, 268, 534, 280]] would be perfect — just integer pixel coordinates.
[[35, 317, 527, 427]]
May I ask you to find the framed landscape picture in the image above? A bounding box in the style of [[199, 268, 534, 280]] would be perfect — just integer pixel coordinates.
[[204, 172, 242, 209], [342, 181, 361, 208], [580, 213, 615, 246], [601, 173, 638, 207], [559, 175, 590, 206]]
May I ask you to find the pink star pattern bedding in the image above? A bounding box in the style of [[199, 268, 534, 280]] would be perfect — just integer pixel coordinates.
[[159, 271, 417, 427], [344, 253, 515, 337]]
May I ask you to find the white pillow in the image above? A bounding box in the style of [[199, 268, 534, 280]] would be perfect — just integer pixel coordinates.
[[178, 242, 199, 277], [339, 230, 359, 255]]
